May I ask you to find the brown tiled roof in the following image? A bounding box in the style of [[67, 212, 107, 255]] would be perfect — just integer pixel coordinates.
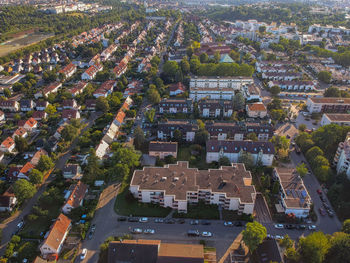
[[158, 243, 204, 263], [206, 139, 275, 155], [62, 109, 79, 119], [20, 162, 34, 174], [149, 141, 178, 153], [131, 161, 256, 203], [31, 149, 48, 166], [324, 113, 350, 122], [64, 181, 87, 208], [169, 82, 186, 92], [247, 103, 267, 112], [42, 214, 71, 251]]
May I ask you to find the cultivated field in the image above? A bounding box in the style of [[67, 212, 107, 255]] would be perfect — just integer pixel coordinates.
[[0, 32, 54, 57]]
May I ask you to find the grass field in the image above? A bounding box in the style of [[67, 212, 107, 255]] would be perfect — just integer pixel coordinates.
[[0, 32, 54, 57]]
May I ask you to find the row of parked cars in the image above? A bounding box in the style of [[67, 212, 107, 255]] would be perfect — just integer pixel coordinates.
[[317, 189, 334, 217], [274, 223, 316, 230], [119, 217, 219, 225]]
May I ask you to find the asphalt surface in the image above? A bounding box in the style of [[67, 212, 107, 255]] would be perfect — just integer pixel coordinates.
[[0, 112, 101, 256]]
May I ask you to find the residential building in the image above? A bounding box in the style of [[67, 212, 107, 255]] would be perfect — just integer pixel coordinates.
[[273, 167, 311, 218], [96, 140, 109, 159], [40, 214, 71, 258], [69, 82, 88, 97], [198, 100, 233, 118], [32, 111, 48, 121], [334, 132, 350, 178], [158, 98, 193, 114], [169, 82, 186, 96], [307, 97, 350, 113], [321, 113, 350, 126], [58, 63, 77, 79], [35, 82, 62, 99], [243, 84, 261, 101], [149, 141, 178, 159], [62, 164, 82, 180], [0, 137, 15, 153], [0, 187, 17, 212], [12, 127, 28, 139], [62, 109, 80, 120], [23, 117, 38, 131], [108, 240, 205, 263], [0, 110, 5, 122], [246, 103, 267, 118], [130, 161, 256, 214], [36, 101, 49, 111], [157, 120, 198, 142], [62, 99, 78, 109], [268, 80, 316, 91], [20, 99, 35, 112], [93, 80, 115, 98], [205, 122, 273, 141], [62, 181, 88, 214], [0, 100, 19, 112], [189, 76, 253, 101], [18, 162, 34, 180], [81, 63, 103, 80], [206, 139, 274, 166]]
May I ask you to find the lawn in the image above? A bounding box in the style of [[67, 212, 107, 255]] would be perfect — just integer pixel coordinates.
[[173, 203, 220, 220], [177, 145, 211, 170], [114, 185, 172, 217]]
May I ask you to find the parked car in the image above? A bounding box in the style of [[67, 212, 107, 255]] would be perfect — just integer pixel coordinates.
[[154, 218, 164, 223], [177, 219, 185, 224], [319, 208, 327, 216], [317, 189, 322, 195], [164, 219, 175, 224], [190, 220, 199, 225], [285, 224, 295, 229], [144, 229, 155, 234], [298, 225, 306, 230], [309, 225, 316, 230], [131, 228, 143, 234], [118, 217, 127, 222], [17, 221, 24, 229], [187, 230, 200, 237], [88, 232, 93, 240], [139, 217, 149, 223], [224, 221, 233, 227], [128, 217, 138, 222], [274, 224, 284, 229], [234, 221, 243, 227], [201, 220, 211, 225], [327, 209, 334, 217], [80, 248, 87, 260], [91, 224, 96, 232], [201, 231, 212, 237]]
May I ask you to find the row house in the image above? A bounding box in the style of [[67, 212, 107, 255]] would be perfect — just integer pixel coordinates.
[[130, 161, 256, 214], [33, 111, 48, 121], [268, 80, 316, 91], [256, 65, 296, 73], [0, 100, 20, 112], [19, 117, 38, 132], [306, 97, 350, 113], [321, 113, 350, 127], [123, 81, 143, 98], [198, 100, 233, 118], [261, 72, 302, 81], [113, 57, 129, 78], [36, 101, 50, 111], [69, 82, 88, 97], [158, 98, 193, 114], [206, 139, 275, 166], [35, 82, 62, 99], [58, 63, 77, 79], [149, 141, 178, 159], [62, 99, 79, 110], [89, 54, 101, 66], [256, 60, 295, 68], [81, 63, 103, 80], [157, 120, 198, 142], [100, 44, 118, 62], [93, 80, 116, 98], [205, 122, 273, 141], [20, 99, 35, 112]]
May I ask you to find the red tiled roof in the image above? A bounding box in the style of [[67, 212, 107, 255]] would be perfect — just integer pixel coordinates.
[[42, 214, 71, 251], [25, 117, 38, 128], [247, 103, 267, 112], [1, 137, 15, 149], [13, 127, 27, 137], [65, 181, 87, 208], [20, 162, 34, 175]]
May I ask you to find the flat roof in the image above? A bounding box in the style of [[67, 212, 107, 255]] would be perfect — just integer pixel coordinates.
[[324, 113, 350, 122]]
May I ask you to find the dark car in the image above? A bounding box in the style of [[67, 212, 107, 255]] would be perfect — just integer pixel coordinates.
[[177, 219, 186, 224], [187, 230, 200, 237], [298, 225, 306, 230], [88, 232, 93, 240], [285, 224, 295, 229], [154, 218, 164, 223], [201, 220, 211, 225], [190, 220, 199, 225], [234, 221, 243, 227], [319, 208, 327, 216], [164, 219, 175, 224], [127, 217, 139, 222], [117, 217, 127, 222]]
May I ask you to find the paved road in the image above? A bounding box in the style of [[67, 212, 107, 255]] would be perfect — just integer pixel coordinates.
[[290, 149, 342, 234], [0, 112, 101, 256]]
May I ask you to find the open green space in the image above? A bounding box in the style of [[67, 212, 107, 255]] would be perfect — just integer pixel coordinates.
[[173, 202, 220, 220], [177, 145, 211, 170]]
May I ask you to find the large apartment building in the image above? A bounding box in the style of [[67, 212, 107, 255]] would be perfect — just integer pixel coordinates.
[[273, 167, 311, 218], [130, 161, 256, 214], [189, 76, 253, 101], [306, 97, 350, 113], [334, 132, 350, 178], [206, 140, 275, 166]]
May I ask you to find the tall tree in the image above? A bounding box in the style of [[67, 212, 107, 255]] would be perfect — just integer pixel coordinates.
[[233, 92, 245, 110], [134, 126, 145, 150], [13, 179, 36, 203], [299, 232, 330, 263], [38, 155, 54, 172], [242, 221, 267, 253]]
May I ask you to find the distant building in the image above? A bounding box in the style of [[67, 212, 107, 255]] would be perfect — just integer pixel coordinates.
[[130, 161, 256, 214], [149, 141, 178, 159], [158, 98, 193, 114], [321, 113, 350, 126], [306, 97, 350, 113], [334, 132, 350, 178]]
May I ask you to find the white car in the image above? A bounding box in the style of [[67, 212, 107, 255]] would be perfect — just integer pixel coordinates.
[[309, 225, 316, 230], [275, 235, 282, 240], [224, 221, 233, 227], [274, 224, 284, 229], [132, 228, 143, 234], [144, 229, 155, 234], [139, 217, 148, 223], [80, 248, 87, 260], [201, 231, 212, 237], [17, 221, 24, 229]]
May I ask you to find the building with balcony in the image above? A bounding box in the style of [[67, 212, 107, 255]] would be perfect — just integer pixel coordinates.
[[130, 161, 256, 214], [334, 132, 350, 178], [306, 97, 350, 113]]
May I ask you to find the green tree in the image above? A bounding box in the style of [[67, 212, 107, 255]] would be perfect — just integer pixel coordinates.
[[219, 156, 231, 166], [318, 71, 332, 84], [200, 53, 209, 63], [296, 163, 308, 177], [173, 129, 182, 143], [96, 97, 110, 113], [270, 85, 281, 96], [214, 51, 221, 63], [163, 61, 179, 82], [306, 146, 324, 162], [238, 151, 255, 169], [280, 234, 294, 248], [180, 57, 190, 75], [190, 56, 200, 74], [299, 124, 307, 132], [146, 87, 161, 104], [37, 155, 54, 172], [109, 163, 129, 182], [13, 179, 36, 203], [29, 169, 43, 185], [134, 126, 145, 150], [259, 25, 266, 33], [233, 92, 245, 110], [299, 232, 330, 263], [242, 221, 267, 253], [45, 104, 57, 116], [324, 86, 341, 97], [295, 132, 314, 152], [342, 219, 350, 234], [229, 50, 239, 61], [145, 108, 155, 123], [246, 133, 258, 141], [61, 124, 78, 142], [14, 136, 28, 153], [326, 232, 350, 263], [84, 148, 103, 185]]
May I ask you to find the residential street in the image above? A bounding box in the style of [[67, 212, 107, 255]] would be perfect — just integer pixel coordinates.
[[0, 112, 101, 256]]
